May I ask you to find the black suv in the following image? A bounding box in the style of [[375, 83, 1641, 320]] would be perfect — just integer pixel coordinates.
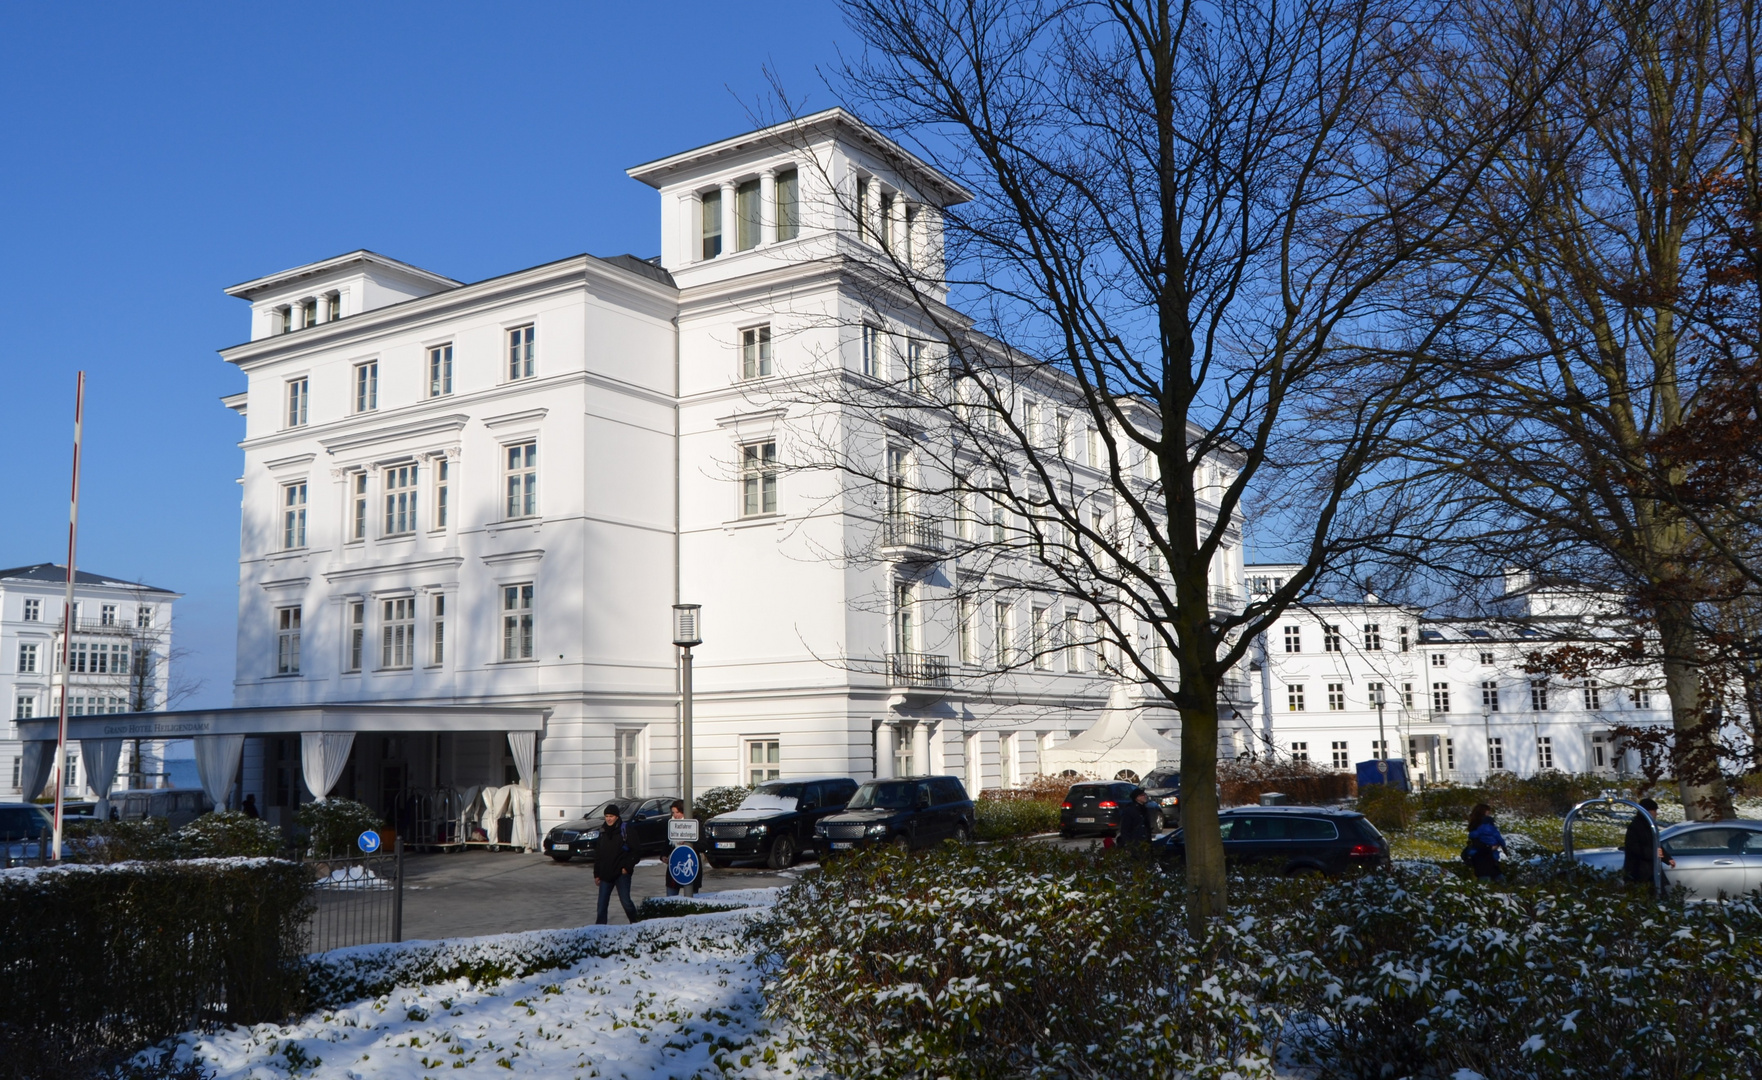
[[814, 776, 976, 855], [1152, 806, 1389, 876], [705, 776, 860, 869], [544, 795, 680, 863], [1059, 780, 1169, 838]]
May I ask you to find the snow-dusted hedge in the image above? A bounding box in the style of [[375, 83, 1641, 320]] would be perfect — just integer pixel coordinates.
[[0, 858, 310, 1080]]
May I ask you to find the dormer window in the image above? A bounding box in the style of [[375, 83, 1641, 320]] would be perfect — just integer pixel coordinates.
[[775, 170, 799, 240], [736, 178, 762, 251], [701, 189, 723, 259]]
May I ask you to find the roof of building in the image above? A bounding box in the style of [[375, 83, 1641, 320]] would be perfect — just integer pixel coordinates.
[[224, 249, 464, 300], [0, 564, 177, 595], [596, 253, 676, 289]]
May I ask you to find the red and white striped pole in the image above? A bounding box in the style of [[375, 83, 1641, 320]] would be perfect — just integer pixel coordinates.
[[51, 371, 85, 862]]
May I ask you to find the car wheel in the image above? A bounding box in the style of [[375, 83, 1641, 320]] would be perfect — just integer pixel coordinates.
[[548, 853, 573, 863], [950, 823, 972, 844], [709, 857, 732, 869], [1150, 812, 1164, 833], [767, 835, 798, 870]]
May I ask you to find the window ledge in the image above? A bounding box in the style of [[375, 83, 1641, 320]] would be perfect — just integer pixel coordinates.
[[493, 657, 539, 665], [724, 513, 785, 531], [489, 518, 541, 537]]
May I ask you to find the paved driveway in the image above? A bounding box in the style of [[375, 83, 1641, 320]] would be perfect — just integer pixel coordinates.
[[398, 849, 801, 939]]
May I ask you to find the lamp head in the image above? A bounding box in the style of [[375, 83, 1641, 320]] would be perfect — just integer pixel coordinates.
[[672, 603, 702, 647]]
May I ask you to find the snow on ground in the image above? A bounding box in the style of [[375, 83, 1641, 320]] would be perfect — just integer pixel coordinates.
[[145, 892, 817, 1080]]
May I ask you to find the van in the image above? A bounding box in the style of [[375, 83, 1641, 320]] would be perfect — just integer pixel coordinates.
[[113, 788, 212, 829]]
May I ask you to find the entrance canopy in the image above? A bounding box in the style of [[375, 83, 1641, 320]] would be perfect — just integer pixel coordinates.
[[1042, 682, 1181, 781]]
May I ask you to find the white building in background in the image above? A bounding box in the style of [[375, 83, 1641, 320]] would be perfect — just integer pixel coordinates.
[[11, 110, 1252, 836], [1, 563, 181, 800], [1239, 565, 1673, 782]]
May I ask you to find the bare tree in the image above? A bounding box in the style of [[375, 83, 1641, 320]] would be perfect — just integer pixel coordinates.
[[763, 0, 1571, 925]]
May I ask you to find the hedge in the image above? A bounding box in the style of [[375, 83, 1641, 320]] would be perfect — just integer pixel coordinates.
[[0, 858, 311, 1080]]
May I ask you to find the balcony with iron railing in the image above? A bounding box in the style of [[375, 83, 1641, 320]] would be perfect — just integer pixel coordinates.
[[880, 512, 945, 559], [889, 652, 951, 687]]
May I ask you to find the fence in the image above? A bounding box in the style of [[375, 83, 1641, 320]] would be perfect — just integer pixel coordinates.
[[304, 839, 404, 952]]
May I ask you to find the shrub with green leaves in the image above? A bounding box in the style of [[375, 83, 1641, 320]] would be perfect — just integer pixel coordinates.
[[296, 797, 385, 857], [974, 792, 1062, 840], [175, 809, 286, 858], [693, 785, 751, 821], [1354, 783, 1416, 832]]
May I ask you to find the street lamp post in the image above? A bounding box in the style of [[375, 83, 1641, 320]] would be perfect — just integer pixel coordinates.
[[1370, 685, 1389, 785], [672, 604, 701, 898], [1482, 709, 1494, 782]]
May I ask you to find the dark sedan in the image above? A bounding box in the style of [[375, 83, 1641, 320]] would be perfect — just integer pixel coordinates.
[[544, 795, 680, 863], [813, 776, 975, 855], [1153, 806, 1389, 876], [1059, 780, 1169, 839], [705, 776, 859, 869]]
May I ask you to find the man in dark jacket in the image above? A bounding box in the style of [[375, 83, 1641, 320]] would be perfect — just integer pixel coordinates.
[[1623, 798, 1675, 885], [594, 804, 640, 924], [1116, 788, 1154, 848]]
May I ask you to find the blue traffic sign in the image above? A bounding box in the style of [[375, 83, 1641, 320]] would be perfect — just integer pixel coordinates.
[[667, 844, 701, 888], [357, 829, 382, 854]]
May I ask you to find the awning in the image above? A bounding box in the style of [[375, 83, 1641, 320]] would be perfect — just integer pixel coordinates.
[[14, 703, 550, 743]]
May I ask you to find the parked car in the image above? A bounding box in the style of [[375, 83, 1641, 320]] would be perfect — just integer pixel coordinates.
[[1142, 769, 1181, 803], [1573, 819, 1762, 900], [112, 788, 211, 829], [543, 795, 681, 863], [1059, 780, 1169, 839], [705, 777, 858, 869], [0, 803, 66, 864], [813, 775, 976, 855], [1153, 806, 1389, 876]]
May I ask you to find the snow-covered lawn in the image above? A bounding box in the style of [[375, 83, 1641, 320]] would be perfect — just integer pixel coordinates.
[[143, 891, 816, 1080]]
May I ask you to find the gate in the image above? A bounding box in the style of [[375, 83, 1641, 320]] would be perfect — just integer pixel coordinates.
[[305, 838, 405, 952]]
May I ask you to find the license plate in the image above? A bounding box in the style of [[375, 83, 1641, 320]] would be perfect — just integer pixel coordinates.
[[831, 842, 853, 850], [1077, 817, 1095, 823], [715, 842, 736, 849]]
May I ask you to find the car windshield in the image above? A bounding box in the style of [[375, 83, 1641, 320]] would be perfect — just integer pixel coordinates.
[[582, 800, 627, 823], [738, 783, 801, 813], [847, 781, 918, 810]]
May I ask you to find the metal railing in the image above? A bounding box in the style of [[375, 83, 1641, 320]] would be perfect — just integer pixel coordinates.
[[304, 839, 404, 952], [889, 652, 951, 686], [881, 512, 945, 555]]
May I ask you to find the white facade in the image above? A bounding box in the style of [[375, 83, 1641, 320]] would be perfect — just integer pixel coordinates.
[[1239, 565, 1673, 782], [1, 564, 180, 799], [215, 110, 1238, 830]]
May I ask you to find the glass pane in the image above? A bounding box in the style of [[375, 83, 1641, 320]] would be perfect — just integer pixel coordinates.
[[775, 171, 798, 240]]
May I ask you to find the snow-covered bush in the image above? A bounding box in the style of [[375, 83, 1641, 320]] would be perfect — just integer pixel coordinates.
[[174, 810, 285, 858], [296, 797, 383, 856], [694, 784, 752, 820], [68, 812, 285, 863], [754, 844, 1306, 1079]]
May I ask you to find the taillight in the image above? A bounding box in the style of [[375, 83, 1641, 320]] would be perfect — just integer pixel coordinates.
[[1098, 800, 1118, 809], [1061, 802, 1072, 809], [1348, 843, 1381, 858]]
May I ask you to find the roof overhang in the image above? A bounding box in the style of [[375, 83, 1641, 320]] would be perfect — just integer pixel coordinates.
[[15, 703, 550, 743], [224, 250, 462, 300]]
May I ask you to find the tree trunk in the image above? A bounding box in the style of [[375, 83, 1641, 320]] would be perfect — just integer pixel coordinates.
[[1178, 692, 1225, 935], [1658, 604, 1733, 820]]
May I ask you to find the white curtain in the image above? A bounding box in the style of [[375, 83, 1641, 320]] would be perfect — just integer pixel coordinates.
[[506, 732, 540, 852], [508, 785, 537, 850], [300, 731, 355, 800], [194, 734, 245, 809], [507, 732, 536, 787], [457, 783, 484, 841], [483, 784, 513, 845], [20, 741, 55, 802], [80, 738, 124, 810]]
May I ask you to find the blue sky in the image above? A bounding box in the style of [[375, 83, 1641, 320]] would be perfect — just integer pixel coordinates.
[[0, 3, 850, 708]]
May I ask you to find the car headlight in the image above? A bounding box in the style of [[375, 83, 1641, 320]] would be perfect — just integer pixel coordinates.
[[813, 823, 829, 836], [867, 823, 890, 837], [583, 829, 601, 841], [748, 824, 769, 836]]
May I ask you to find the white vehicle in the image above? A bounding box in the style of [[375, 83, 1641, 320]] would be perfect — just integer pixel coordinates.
[[1573, 819, 1762, 900], [112, 788, 212, 830]]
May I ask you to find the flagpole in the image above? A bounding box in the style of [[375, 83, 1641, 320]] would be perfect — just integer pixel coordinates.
[[52, 371, 85, 863]]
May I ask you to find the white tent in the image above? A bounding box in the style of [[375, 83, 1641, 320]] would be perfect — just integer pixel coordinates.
[[1042, 682, 1181, 782]]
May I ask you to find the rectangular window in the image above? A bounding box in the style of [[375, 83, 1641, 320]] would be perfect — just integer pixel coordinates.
[[275, 607, 302, 675], [1327, 683, 1345, 711], [136, 605, 153, 629], [502, 584, 534, 660], [856, 177, 871, 243], [1488, 737, 1505, 771], [902, 203, 917, 263], [878, 191, 894, 249], [17, 644, 37, 674], [992, 508, 1007, 544], [345, 601, 364, 672], [1431, 652, 1447, 667], [1283, 625, 1301, 653], [1290, 741, 1309, 763], [1323, 625, 1342, 652], [1481, 681, 1500, 711], [1367, 680, 1385, 707], [741, 440, 778, 516], [350, 472, 369, 541], [23, 599, 40, 621], [1031, 606, 1051, 670], [434, 459, 450, 529], [1399, 626, 1411, 652], [775, 169, 799, 241], [1371, 739, 1389, 760], [1446, 738, 1456, 772], [301, 299, 317, 328], [383, 464, 418, 536], [1287, 684, 1306, 712], [1479, 650, 1495, 666], [1064, 610, 1083, 672], [905, 340, 925, 393], [1363, 624, 1382, 651], [354, 361, 377, 413], [1530, 681, 1549, 711], [286, 378, 308, 427], [994, 601, 1013, 667], [507, 325, 535, 380], [431, 594, 446, 666], [700, 189, 722, 259], [1331, 741, 1350, 770], [861, 324, 881, 377], [1537, 736, 1554, 770], [745, 738, 781, 786], [379, 596, 414, 669], [100, 604, 117, 626], [1632, 683, 1652, 709], [1431, 682, 1451, 712], [741, 325, 772, 379], [616, 729, 643, 798], [505, 442, 537, 518], [281, 482, 307, 549], [1584, 680, 1601, 710], [1402, 682, 1415, 709], [735, 178, 761, 250], [428, 344, 453, 397], [893, 582, 916, 655], [957, 597, 974, 665]]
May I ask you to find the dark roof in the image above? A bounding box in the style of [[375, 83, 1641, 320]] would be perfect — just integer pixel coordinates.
[[0, 564, 176, 595]]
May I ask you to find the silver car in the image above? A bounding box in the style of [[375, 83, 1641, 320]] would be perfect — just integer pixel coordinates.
[[1574, 819, 1762, 899]]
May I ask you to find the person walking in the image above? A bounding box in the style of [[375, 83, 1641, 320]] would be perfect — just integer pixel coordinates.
[[666, 799, 689, 897], [1465, 803, 1507, 880], [1623, 798, 1675, 886], [241, 794, 260, 819], [1116, 788, 1154, 849], [594, 804, 640, 925]]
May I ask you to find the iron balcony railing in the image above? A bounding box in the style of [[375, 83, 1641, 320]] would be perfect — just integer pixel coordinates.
[[889, 652, 951, 686], [880, 512, 945, 556]]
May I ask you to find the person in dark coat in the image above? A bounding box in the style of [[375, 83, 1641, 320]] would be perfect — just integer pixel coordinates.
[[593, 804, 640, 924], [1466, 803, 1506, 880], [1116, 788, 1154, 848], [1622, 798, 1675, 885], [242, 794, 260, 819], [665, 800, 688, 897]]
